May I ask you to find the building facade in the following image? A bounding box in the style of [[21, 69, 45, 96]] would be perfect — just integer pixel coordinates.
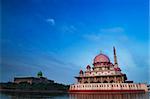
[[76, 47, 127, 84], [69, 47, 148, 93], [14, 71, 54, 84]]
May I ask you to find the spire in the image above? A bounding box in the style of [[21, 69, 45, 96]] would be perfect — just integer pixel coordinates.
[[113, 46, 118, 65]]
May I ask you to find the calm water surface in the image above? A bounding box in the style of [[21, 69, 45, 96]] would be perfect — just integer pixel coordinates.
[[0, 92, 149, 99]]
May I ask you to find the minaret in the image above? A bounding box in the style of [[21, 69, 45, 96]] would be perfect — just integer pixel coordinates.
[[113, 46, 118, 67]]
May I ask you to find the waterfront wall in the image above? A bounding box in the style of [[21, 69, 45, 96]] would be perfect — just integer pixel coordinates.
[[70, 83, 148, 92]]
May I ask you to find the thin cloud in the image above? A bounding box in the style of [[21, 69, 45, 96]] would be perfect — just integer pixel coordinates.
[[83, 34, 101, 41], [1, 49, 79, 84], [100, 27, 124, 34], [46, 18, 55, 26], [60, 25, 77, 34], [83, 27, 127, 42]]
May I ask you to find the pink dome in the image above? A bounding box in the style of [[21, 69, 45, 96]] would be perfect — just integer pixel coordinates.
[[94, 53, 110, 63]]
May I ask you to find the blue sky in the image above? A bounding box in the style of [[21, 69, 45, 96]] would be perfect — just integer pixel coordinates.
[[1, 0, 149, 84]]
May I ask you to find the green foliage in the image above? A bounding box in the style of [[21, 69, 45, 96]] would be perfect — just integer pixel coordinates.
[[0, 82, 69, 91]]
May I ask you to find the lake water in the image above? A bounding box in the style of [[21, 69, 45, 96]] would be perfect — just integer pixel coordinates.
[[0, 92, 149, 99]]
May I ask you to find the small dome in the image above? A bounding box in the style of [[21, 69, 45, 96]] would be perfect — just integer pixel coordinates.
[[94, 53, 110, 63], [86, 65, 91, 69], [37, 71, 43, 77], [79, 70, 83, 74]]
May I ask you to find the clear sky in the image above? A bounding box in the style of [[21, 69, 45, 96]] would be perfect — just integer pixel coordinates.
[[1, 0, 149, 84]]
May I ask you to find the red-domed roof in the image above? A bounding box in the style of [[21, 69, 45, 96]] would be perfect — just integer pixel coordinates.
[[94, 53, 110, 63]]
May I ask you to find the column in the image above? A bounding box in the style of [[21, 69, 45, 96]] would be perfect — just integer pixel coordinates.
[[100, 77, 102, 83], [114, 76, 117, 83], [107, 76, 110, 83]]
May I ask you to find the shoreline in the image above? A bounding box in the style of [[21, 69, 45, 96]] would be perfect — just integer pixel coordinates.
[[1, 88, 149, 94], [68, 90, 146, 94], [0, 88, 68, 94]]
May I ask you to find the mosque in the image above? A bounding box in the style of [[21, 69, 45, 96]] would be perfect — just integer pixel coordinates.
[[69, 47, 148, 93]]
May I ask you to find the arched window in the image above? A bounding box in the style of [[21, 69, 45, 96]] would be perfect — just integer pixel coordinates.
[[103, 80, 108, 83], [133, 85, 135, 87], [110, 80, 114, 83], [96, 81, 101, 83]]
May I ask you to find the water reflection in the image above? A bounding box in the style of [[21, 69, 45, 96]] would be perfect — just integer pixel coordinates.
[[0, 92, 68, 99], [0, 92, 149, 99], [69, 93, 149, 99]]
